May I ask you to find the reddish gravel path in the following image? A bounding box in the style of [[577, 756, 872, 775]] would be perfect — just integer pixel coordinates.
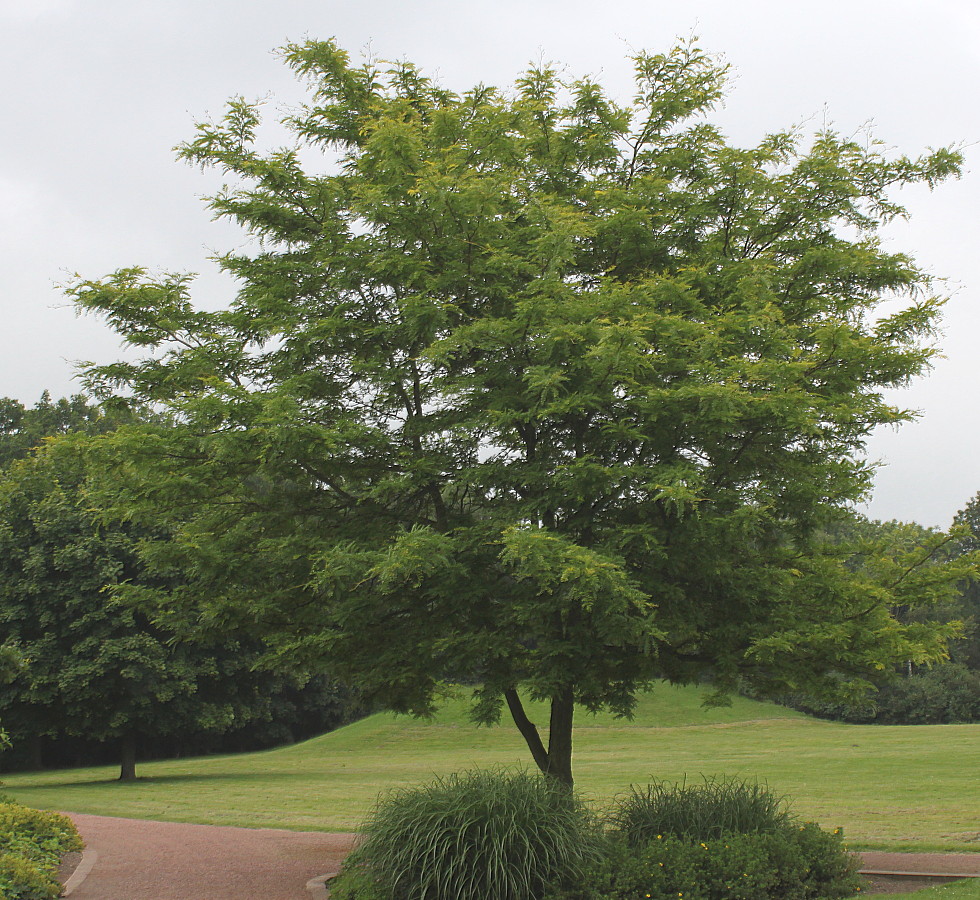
[[62, 813, 356, 899], [60, 813, 979, 899], [860, 852, 980, 876]]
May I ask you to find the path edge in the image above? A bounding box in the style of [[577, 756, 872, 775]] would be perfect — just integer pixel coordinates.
[[306, 872, 335, 898], [63, 849, 98, 897]]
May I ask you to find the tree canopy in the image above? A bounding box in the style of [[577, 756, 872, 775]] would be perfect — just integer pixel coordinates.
[[0, 396, 358, 778], [69, 39, 972, 784], [0, 393, 128, 469]]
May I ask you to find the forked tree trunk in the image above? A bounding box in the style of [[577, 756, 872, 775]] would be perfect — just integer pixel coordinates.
[[504, 686, 575, 787], [119, 732, 137, 781]]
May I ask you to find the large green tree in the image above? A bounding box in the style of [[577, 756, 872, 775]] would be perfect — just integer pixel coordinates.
[[0, 400, 353, 778], [0, 440, 207, 779], [71, 40, 971, 785]]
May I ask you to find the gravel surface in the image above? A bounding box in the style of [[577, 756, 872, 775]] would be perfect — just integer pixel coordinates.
[[860, 852, 980, 876], [62, 813, 356, 900]]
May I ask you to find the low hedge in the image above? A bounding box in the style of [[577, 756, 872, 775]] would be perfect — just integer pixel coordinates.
[[548, 825, 861, 900]]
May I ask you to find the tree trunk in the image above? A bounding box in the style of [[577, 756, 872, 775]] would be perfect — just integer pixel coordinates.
[[545, 686, 575, 787], [504, 687, 575, 788], [27, 734, 44, 771], [119, 732, 137, 781]]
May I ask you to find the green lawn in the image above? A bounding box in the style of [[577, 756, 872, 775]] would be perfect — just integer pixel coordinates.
[[3, 685, 979, 852], [885, 883, 980, 900]]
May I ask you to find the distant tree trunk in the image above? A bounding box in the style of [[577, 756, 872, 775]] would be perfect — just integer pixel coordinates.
[[505, 686, 575, 788], [119, 732, 137, 781], [28, 734, 44, 771]]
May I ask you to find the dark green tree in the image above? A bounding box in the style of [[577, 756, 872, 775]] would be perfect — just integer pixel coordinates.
[[70, 40, 972, 785], [0, 434, 341, 779], [0, 440, 202, 779], [0, 395, 361, 776]]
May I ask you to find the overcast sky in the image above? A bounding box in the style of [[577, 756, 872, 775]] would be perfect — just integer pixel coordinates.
[[1, 0, 977, 527]]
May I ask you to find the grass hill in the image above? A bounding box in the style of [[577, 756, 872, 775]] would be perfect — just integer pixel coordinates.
[[3, 684, 978, 851]]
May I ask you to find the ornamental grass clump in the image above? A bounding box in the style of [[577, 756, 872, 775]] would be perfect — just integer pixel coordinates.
[[610, 777, 791, 847], [347, 768, 603, 900]]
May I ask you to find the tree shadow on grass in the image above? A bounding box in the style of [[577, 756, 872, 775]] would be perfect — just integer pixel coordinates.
[[11, 770, 302, 790]]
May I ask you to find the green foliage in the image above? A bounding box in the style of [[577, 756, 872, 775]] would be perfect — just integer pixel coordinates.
[[67, 37, 972, 784], [610, 778, 791, 847], [873, 664, 980, 723], [950, 493, 980, 669], [328, 862, 388, 900], [547, 827, 860, 900], [0, 392, 137, 471], [0, 422, 359, 777], [0, 803, 82, 854], [560, 779, 860, 900], [0, 644, 23, 751], [789, 663, 980, 724], [0, 852, 62, 900], [0, 802, 82, 900], [346, 769, 603, 900]]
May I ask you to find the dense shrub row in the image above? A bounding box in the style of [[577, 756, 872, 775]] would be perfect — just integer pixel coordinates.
[[0, 799, 82, 900], [785, 664, 980, 724], [329, 772, 861, 900]]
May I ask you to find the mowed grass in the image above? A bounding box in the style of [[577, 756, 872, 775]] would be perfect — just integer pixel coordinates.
[[3, 685, 979, 851], [879, 882, 980, 900]]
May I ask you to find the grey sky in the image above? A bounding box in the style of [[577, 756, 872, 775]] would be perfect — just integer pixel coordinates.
[[1, 0, 977, 527]]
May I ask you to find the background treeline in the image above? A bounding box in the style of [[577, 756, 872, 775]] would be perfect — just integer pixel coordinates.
[[771, 515, 980, 724], [0, 394, 363, 776]]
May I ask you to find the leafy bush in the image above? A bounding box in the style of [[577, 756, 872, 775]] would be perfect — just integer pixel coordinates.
[[610, 778, 791, 846], [875, 665, 980, 724], [547, 827, 861, 900], [0, 851, 62, 900], [339, 769, 603, 900], [0, 803, 83, 860], [549, 780, 859, 900], [785, 664, 980, 724], [0, 803, 83, 900]]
